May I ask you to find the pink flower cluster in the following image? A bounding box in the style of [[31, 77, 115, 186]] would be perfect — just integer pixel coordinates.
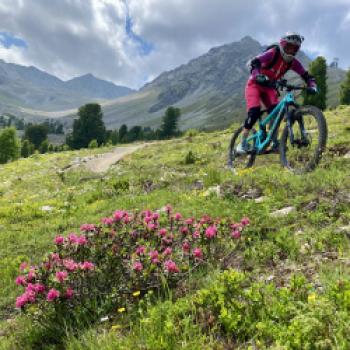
[[16, 204, 250, 314], [205, 225, 217, 239], [164, 260, 180, 273], [54, 233, 88, 246], [15, 255, 95, 308]]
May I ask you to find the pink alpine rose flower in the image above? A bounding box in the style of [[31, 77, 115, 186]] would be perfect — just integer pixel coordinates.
[[56, 271, 68, 283], [79, 261, 95, 271], [180, 227, 189, 235], [101, 217, 114, 226], [182, 241, 191, 253], [47, 288, 60, 301], [142, 209, 152, 217], [144, 216, 152, 224], [68, 233, 78, 244], [230, 223, 241, 231], [19, 262, 28, 271], [77, 235, 88, 245], [15, 276, 26, 286], [54, 236, 65, 245], [147, 223, 157, 231], [113, 210, 125, 222], [163, 247, 172, 256], [193, 248, 203, 259], [27, 270, 36, 282], [123, 216, 131, 224], [63, 259, 78, 272], [16, 294, 29, 308], [159, 228, 167, 237], [151, 257, 160, 264], [231, 230, 241, 239], [241, 217, 250, 226], [136, 246, 146, 256], [152, 213, 160, 221], [200, 215, 211, 225], [205, 225, 217, 239], [50, 253, 61, 262], [65, 288, 74, 299], [174, 213, 182, 221], [80, 224, 96, 232], [132, 262, 143, 272], [193, 230, 201, 239], [185, 218, 194, 225], [149, 250, 159, 259], [15, 291, 35, 308], [164, 260, 180, 273], [33, 283, 45, 294]]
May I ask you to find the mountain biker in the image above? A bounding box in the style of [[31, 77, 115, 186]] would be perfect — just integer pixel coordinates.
[[237, 32, 318, 154]]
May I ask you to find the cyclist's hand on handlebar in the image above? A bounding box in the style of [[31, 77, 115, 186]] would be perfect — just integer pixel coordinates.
[[255, 74, 270, 86], [306, 86, 318, 95]]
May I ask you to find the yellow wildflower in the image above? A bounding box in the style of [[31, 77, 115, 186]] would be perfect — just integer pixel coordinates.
[[132, 291, 141, 297], [117, 307, 126, 313], [308, 293, 317, 303]]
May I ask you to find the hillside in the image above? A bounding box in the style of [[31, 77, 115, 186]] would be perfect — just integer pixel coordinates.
[[0, 59, 134, 114], [0, 105, 350, 349]]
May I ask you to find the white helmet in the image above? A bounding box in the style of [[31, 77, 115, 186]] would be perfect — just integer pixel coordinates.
[[279, 32, 304, 63]]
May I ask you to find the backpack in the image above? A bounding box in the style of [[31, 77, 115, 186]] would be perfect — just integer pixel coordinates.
[[263, 44, 293, 70]]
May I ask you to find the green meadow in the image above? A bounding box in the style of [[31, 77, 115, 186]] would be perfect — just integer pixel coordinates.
[[1, 106, 350, 349]]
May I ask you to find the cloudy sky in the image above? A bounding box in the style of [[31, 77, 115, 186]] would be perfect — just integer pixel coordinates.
[[0, 0, 349, 89]]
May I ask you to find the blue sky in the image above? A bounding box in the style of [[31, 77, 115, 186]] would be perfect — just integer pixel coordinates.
[[124, 4, 154, 56], [0, 32, 27, 49], [0, 0, 349, 88]]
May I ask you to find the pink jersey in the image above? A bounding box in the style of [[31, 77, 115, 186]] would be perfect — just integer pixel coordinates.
[[250, 47, 308, 81]]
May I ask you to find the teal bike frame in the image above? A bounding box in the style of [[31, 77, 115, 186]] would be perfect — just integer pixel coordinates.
[[246, 89, 298, 154]]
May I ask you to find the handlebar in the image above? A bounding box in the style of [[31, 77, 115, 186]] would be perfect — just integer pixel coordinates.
[[273, 79, 306, 92]]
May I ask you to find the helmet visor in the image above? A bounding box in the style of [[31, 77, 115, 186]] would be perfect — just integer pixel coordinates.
[[284, 43, 300, 55]]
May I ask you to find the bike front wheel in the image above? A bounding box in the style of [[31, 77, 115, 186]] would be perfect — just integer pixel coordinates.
[[280, 105, 328, 174], [228, 126, 256, 172]]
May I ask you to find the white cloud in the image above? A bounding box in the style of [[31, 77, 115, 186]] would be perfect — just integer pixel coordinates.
[[0, 0, 349, 89]]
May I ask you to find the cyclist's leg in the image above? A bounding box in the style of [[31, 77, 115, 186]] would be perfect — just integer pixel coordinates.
[[261, 88, 279, 150], [241, 81, 261, 152]]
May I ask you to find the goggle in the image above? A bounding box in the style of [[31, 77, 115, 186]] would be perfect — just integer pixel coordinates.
[[284, 43, 300, 55], [285, 34, 304, 43]]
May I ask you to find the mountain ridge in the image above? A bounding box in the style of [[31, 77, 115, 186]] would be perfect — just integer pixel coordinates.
[[0, 36, 346, 130], [0, 59, 135, 114]]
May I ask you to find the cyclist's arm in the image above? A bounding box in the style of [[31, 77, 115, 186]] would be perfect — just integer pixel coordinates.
[[291, 59, 317, 87]]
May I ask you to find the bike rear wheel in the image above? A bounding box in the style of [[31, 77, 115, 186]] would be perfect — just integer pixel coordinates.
[[228, 126, 256, 172], [280, 105, 327, 174]]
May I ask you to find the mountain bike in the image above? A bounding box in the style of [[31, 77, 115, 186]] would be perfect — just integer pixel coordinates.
[[227, 79, 328, 174]]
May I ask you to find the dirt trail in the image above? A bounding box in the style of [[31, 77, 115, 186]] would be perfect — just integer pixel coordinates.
[[84, 144, 146, 173]]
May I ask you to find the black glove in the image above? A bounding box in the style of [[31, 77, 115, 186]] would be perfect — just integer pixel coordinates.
[[255, 74, 271, 87], [306, 86, 318, 95]]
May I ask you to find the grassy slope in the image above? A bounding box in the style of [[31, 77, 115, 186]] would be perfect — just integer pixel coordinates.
[[0, 106, 350, 348]]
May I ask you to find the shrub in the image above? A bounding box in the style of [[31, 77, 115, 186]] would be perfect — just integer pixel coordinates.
[[184, 150, 196, 165], [88, 139, 98, 149], [15, 206, 249, 344]]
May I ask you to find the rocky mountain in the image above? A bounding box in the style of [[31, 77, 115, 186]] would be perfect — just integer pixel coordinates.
[[64, 74, 133, 100], [0, 59, 134, 115], [97, 36, 345, 131]]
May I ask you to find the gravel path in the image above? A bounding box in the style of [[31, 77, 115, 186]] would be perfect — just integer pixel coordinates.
[[84, 145, 145, 173]]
